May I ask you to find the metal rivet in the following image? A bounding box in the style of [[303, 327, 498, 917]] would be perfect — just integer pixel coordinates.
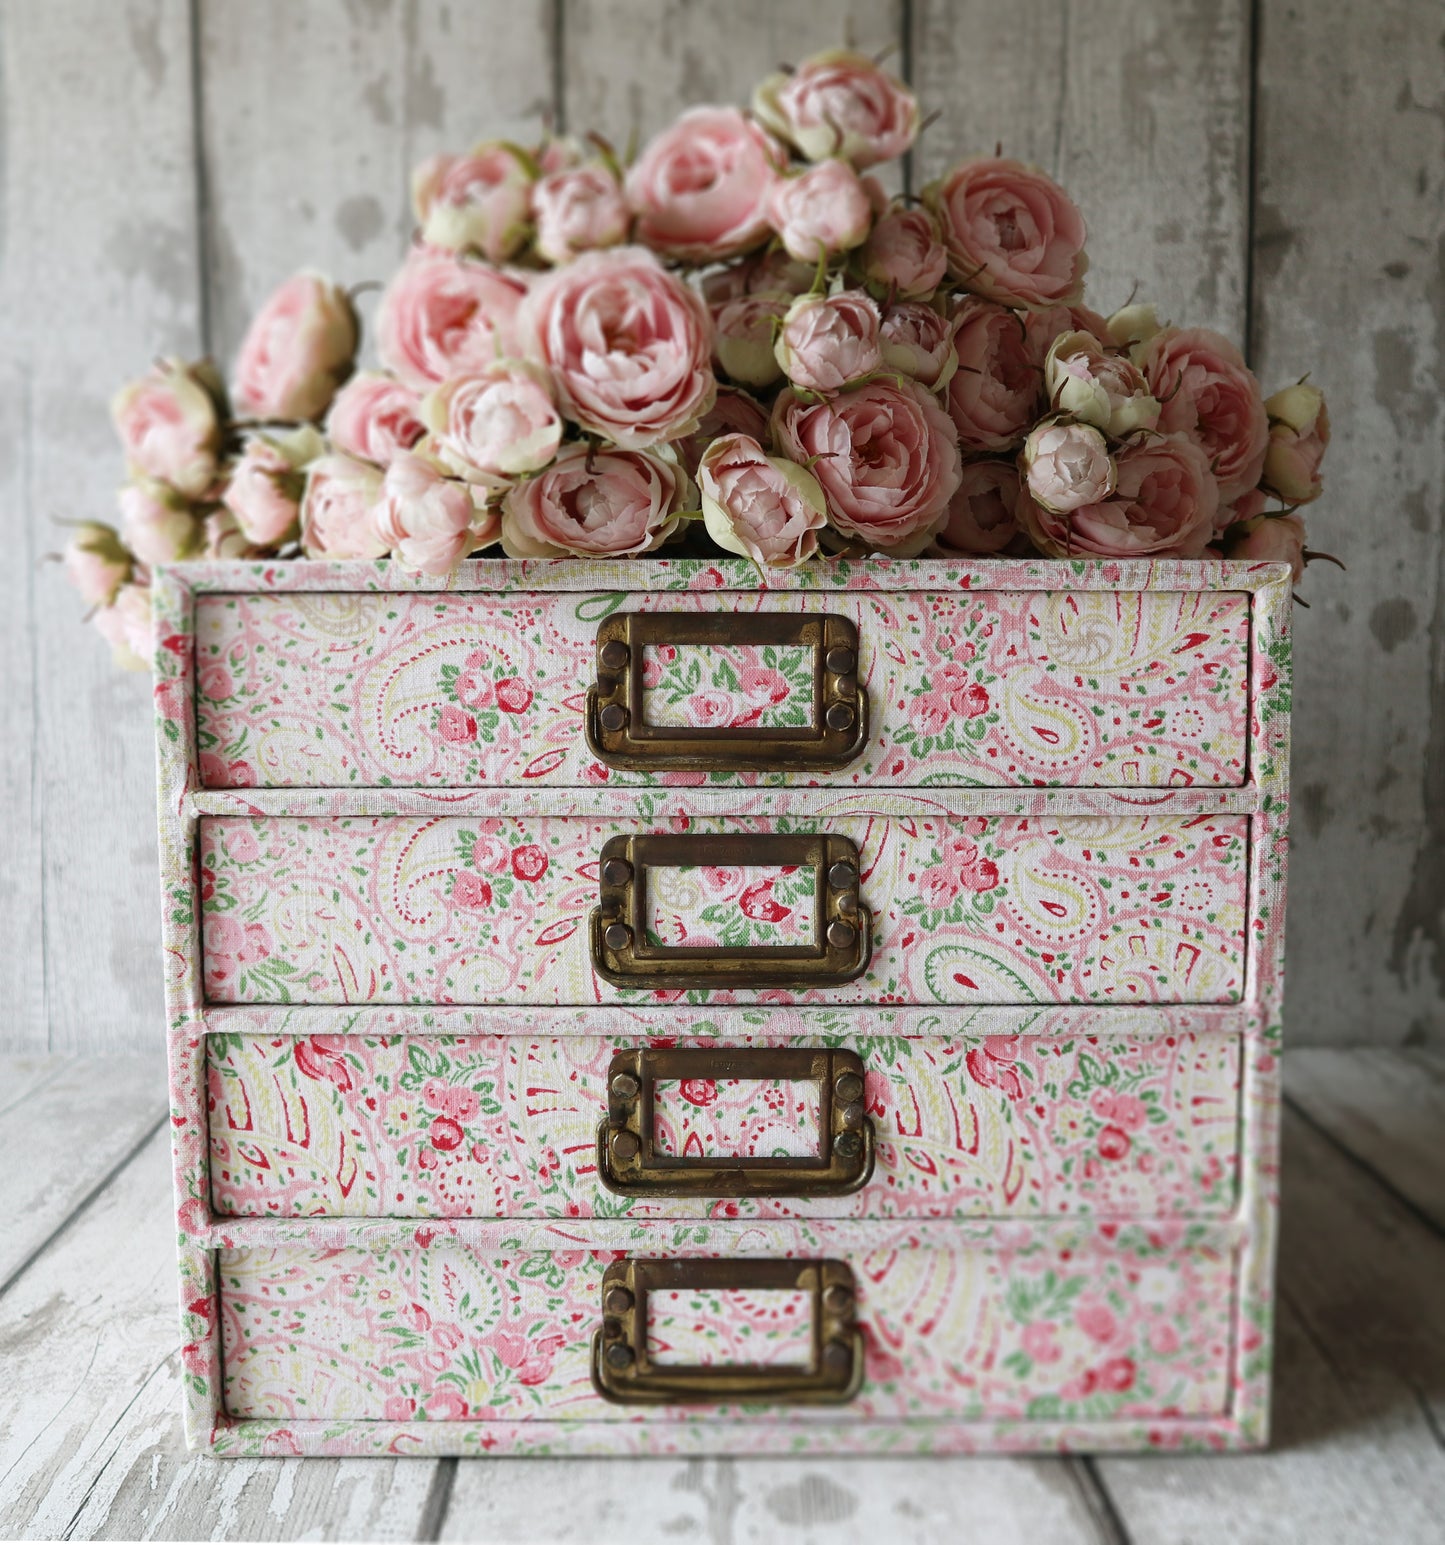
[[824, 701, 855, 732], [827, 860, 856, 890], [833, 1071, 863, 1104], [821, 1338, 852, 1372], [825, 646, 856, 676], [611, 1129, 640, 1162], [835, 891, 859, 918], [599, 640, 630, 672], [826, 918, 856, 950], [599, 703, 628, 733], [834, 1130, 862, 1160], [822, 1282, 853, 1316], [838, 1101, 864, 1131], [603, 921, 632, 952], [601, 857, 633, 887], [610, 1071, 640, 1101], [604, 1342, 635, 1370], [604, 1285, 634, 1316]]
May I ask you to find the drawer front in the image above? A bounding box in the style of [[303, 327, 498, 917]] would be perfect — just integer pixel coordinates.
[[193, 588, 1249, 790], [207, 1031, 1241, 1220], [200, 814, 1249, 1007], [218, 1234, 1235, 1424]]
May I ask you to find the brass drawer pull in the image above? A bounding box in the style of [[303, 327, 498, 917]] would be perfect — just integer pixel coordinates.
[[589, 832, 872, 989], [597, 1047, 875, 1197], [591, 1257, 864, 1405], [585, 611, 867, 771]]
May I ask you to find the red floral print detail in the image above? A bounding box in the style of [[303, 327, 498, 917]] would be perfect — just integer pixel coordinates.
[[679, 1078, 719, 1107], [1098, 1124, 1131, 1161], [429, 1115, 464, 1151], [510, 843, 549, 881], [494, 677, 533, 713], [437, 704, 477, 742], [451, 872, 493, 909], [292, 1036, 355, 1092]]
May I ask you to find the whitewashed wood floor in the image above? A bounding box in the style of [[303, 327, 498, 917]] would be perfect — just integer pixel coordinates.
[[2, 1051, 1442, 1544]]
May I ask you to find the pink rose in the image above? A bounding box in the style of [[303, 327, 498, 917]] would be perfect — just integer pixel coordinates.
[[110, 358, 221, 498], [1142, 327, 1268, 502], [1023, 303, 1113, 367], [880, 302, 958, 391], [703, 247, 816, 307], [119, 479, 201, 565], [421, 362, 562, 482], [325, 373, 425, 466], [671, 386, 772, 477], [753, 49, 919, 167], [1044, 330, 1160, 436], [860, 204, 948, 299], [774, 289, 883, 393], [1019, 434, 1219, 558], [532, 161, 630, 264], [1261, 383, 1329, 504], [234, 272, 358, 421], [625, 107, 783, 261], [712, 292, 789, 389], [377, 249, 527, 390], [411, 143, 534, 263], [768, 159, 873, 264], [698, 432, 828, 568], [932, 458, 1023, 556], [299, 453, 387, 559], [222, 427, 321, 545], [372, 452, 491, 575], [500, 442, 688, 558], [946, 298, 1042, 450], [64, 523, 131, 607], [772, 377, 962, 555], [925, 157, 1088, 309], [1221, 511, 1308, 582], [1022, 421, 1116, 513], [92, 581, 152, 671], [521, 246, 714, 449], [202, 510, 262, 559]]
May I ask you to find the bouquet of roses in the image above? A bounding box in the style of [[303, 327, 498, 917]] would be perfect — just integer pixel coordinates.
[[64, 46, 1331, 668]]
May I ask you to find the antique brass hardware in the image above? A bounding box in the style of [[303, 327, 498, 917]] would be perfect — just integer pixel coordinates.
[[596, 1047, 876, 1197], [585, 611, 867, 770], [589, 832, 872, 989], [590, 1257, 864, 1405]]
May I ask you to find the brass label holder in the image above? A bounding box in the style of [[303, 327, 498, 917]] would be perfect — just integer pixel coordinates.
[[585, 610, 867, 771], [591, 1257, 865, 1405], [589, 832, 872, 989], [597, 1046, 875, 1197]]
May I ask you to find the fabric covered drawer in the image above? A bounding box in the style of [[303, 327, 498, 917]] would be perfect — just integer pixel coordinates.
[[216, 1232, 1236, 1425], [206, 1030, 1241, 1221], [200, 813, 1250, 1008], [193, 588, 1250, 791]]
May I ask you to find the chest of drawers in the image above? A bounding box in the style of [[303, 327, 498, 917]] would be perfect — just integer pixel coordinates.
[[153, 555, 1290, 1456]]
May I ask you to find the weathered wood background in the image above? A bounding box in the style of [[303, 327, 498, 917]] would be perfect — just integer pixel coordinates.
[[1, 0, 1440, 1052]]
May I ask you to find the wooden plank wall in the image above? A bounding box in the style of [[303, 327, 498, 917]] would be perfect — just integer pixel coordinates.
[[1, 0, 1440, 1052]]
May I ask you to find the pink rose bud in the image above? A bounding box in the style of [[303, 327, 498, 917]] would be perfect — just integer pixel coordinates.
[[500, 442, 688, 558], [118, 479, 203, 565], [924, 157, 1088, 309], [1261, 383, 1329, 504], [110, 358, 222, 499], [947, 297, 1044, 451], [521, 246, 715, 449], [1221, 510, 1308, 581], [222, 426, 322, 546], [326, 372, 425, 466], [371, 451, 491, 575], [712, 292, 790, 389], [377, 249, 528, 390], [753, 49, 919, 168], [202, 509, 262, 559], [697, 433, 828, 568], [412, 143, 535, 264], [1106, 302, 1165, 352], [1142, 327, 1269, 502], [671, 386, 772, 477], [420, 361, 563, 482], [880, 302, 958, 391], [1022, 420, 1117, 513], [768, 159, 873, 264], [299, 453, 388, 559], [1018, 433, 1219, 558], [63, 522, 132, 607], [772, 377, 962, 555], [532, 161, 630, 264], [92, 581, 152, 671], [234, 272, 358, 422], [775, 289, 883, 393], [625, 107, 783, 261], [1044, 330, 1160, 436], [860, 205, 948, 299], [533, 134, 583, 176], [932, 458, 1024, 556], [1022, 303, 1113, 367]]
